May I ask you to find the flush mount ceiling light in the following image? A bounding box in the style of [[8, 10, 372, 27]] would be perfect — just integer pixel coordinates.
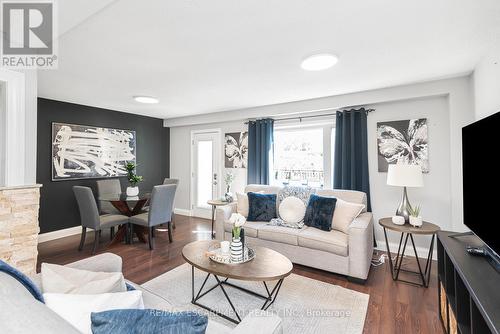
[[301, 53, 338, 71], [133, 96, 159, 104]]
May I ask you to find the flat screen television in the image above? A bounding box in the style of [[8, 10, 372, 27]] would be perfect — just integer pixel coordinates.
[[462, 111, 500, 264]]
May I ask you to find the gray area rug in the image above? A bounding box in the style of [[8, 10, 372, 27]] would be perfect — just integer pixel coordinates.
[[143, 263, 369, 334]]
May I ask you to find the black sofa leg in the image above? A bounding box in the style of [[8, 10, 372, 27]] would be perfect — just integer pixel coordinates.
[[347, 276, 367, 285]]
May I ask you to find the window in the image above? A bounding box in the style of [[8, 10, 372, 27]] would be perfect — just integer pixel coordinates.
[[272, 124, 334, 188]]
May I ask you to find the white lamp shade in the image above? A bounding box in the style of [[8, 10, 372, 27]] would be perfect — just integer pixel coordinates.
[[387, 164, 423, 187]]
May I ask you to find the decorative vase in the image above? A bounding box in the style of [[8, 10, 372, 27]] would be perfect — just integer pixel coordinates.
[[409, 216, 423, 227], [126, 186, 139, 197], [224, 192, 233, 203], [230, 237, 243, 262]]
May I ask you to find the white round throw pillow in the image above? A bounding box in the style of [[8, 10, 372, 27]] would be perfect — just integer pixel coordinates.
[[279, 196, 306, 223]]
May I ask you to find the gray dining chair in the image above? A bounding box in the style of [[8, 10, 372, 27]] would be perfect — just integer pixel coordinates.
[[163, 178, 179, 228], [96, 179, 122, 215], [163, 178, 179, 185], [129, 184, 177, 250], [73, 186, 129, 254]]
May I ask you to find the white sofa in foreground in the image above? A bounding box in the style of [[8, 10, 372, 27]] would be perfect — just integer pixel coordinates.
[[216, 185, 373, 283], [0, 253, 282, 334]]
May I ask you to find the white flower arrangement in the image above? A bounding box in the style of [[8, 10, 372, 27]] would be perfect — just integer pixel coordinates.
[[229, 213, 246, 238]]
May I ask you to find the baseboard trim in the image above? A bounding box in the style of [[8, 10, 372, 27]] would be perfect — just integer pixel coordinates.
[[375, 239, 437, 260], [174, 208, 192, 217], [38, 226, 82, 243]]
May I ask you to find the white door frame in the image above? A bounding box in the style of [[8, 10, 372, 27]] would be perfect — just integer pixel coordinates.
[[190, 128, 222, 218], [0, 69, 26, 187]]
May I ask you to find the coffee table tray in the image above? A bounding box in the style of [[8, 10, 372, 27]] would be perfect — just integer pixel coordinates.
[[208, 245, 255, 264]]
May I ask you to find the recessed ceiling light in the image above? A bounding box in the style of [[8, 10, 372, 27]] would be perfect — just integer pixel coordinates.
[[301, 53, 338, 71], [133, 96, 159, 104]]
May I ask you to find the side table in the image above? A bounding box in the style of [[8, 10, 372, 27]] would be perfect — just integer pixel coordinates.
[[379, 217, 440, 287], [207, 199, 228, 239]]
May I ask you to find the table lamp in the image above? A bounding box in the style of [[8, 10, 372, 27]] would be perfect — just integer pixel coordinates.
[[387, 164, 423, 223]]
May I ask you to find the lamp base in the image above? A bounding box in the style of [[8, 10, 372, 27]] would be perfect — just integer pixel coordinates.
[[396, 186, 412, 223]]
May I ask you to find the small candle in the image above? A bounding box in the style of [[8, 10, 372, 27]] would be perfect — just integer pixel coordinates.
[[220, 241, 230, 254]]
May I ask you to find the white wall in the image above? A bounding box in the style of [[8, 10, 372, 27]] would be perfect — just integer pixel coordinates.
[[168, 76, 475, 249], [367, 96, 451, 249], [170, 120, 247, 213], [473, 45, 500, 120]]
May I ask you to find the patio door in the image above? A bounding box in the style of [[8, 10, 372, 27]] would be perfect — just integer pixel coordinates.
[[191, 130, 221, 219]]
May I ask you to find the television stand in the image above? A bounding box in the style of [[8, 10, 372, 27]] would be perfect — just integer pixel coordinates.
[[438, 231, 500, 334], [448, 231, 474, 238], [485, 248, 500, 273]]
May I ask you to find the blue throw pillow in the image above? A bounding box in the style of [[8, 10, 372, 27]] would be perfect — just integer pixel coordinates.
[[303, 194, 337, 231], [91, 309, 208, 334], [247, 192, 277, 221], [0, 259, 44, 303]]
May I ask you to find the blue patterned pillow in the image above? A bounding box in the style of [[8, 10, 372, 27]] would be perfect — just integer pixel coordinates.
[[247, 192, 277, 222], [304, 194, 337, 231], [91, 309, 208, 334]]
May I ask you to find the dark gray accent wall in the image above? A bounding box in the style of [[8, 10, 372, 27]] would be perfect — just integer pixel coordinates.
[[37, 98, 170, 234]]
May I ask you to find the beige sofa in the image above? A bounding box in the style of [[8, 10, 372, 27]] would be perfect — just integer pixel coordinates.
[[216, 185, 373, 282]]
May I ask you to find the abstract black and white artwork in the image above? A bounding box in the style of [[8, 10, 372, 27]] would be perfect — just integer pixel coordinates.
[[224, 132, 248, 168], [52, 122, 136, 180], [377, 118, 429, 173]]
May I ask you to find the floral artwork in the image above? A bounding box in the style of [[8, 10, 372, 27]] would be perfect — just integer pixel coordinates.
[[224, 132, 248, 168], [377, 118, 429, 173]]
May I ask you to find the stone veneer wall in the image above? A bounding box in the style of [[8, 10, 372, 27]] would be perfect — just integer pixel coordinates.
[[0, 185, 41, 276]]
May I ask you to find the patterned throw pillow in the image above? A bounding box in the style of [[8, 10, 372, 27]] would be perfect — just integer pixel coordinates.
[[247, 192, 277, 221], [304, 194, 337, 231], [91, 309, 208, 334]]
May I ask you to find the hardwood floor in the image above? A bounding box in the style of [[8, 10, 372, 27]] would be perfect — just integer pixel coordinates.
[[37, 214, 444, 334]]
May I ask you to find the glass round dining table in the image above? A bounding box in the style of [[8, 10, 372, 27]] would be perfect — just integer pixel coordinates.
[[99, 192, 151, 245]]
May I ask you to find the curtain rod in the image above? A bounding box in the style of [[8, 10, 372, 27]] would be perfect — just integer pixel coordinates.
[[244, 108, 375, 125]]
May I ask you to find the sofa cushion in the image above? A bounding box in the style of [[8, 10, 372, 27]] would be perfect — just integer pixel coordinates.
[[316, 189, 367, 212], [331, 198, 365, 234], [41, 263, 127, 294], [224, 220, 268, 238], [278, 196, 306, 224], [0, 259, 44, 302], [257, 225, 307, 246], [247, 192, 277, 222], [298, 228, 348, 256], [303, 194, 337, 231], [236, 191, 264, 217], [44, 291, 144, 334], [0, 273, 81, 334]]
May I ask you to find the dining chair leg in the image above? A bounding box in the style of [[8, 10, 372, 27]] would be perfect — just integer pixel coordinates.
[[78, 227, 86, 251], [148, 226, 154, 250], [167, 221, 173, 243], [110, 226, 115, 240], [92, 230, 100, 255]]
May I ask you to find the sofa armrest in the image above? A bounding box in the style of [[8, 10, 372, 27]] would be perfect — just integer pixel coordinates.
[[232, 310, 283, 334], [65, 253, 123, 273], [348, 212, 374, 280], [215, 202, 237, 241]]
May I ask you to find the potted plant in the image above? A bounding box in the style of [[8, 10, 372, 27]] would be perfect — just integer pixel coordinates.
[[224, 171, 235, 202], [125, 162, 143, 197], [229, 213, 246, 262], [408, 205, 423, 227]]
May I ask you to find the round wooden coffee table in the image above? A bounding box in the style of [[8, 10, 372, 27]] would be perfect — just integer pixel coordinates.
[[379, 217, 440, 288], [182, 240, 293, 324]]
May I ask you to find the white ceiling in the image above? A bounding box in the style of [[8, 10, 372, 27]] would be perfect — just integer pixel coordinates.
[[38, 0, 500, 119]]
